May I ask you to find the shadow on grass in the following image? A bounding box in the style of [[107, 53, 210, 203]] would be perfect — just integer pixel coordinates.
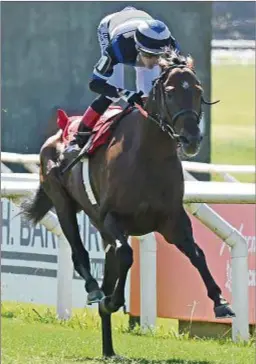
[[66, 356, 212, 364]]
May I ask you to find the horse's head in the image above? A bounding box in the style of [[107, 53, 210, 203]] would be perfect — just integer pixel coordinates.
[[146, 52, 219, 158]]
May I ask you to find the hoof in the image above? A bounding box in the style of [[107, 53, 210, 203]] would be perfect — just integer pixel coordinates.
[[214, 303, 236, 319], [87, 289, 105, 305]]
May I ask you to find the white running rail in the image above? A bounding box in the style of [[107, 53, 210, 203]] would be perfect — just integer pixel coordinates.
[[2, 152, 254, 182], [1, 152, 255, 341]]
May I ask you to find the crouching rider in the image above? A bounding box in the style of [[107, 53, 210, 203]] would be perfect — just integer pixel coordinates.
[[65, 6, 180, 154]]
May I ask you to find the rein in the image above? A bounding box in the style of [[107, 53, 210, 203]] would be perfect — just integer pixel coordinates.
[[135, 102, 180, 139]]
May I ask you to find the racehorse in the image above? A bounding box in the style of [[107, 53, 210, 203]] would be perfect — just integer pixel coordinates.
[[22, 53, 235, 357]]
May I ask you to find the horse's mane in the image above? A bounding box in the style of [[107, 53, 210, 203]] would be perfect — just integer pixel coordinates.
[[159, 50, 195, 71]]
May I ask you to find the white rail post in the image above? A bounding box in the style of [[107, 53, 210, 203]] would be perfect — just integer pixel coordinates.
[[57, 235, 73, 320], [139, 233, 157, 332], [39, 212, 73, 320], [186, 200, 249, 341], [231, 236, 249, 341], [183, 169, 250, 341]]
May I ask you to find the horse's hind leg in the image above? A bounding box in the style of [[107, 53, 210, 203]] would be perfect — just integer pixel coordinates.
[[100, 212, 133, 314], [158, 207, 235, 318], [43, 170, 104, 303]]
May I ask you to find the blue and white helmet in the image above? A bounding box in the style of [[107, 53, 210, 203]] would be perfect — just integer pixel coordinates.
[[134, 19, 172, 55]]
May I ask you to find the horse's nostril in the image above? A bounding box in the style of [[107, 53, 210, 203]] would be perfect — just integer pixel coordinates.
[[180, 133, 202, 145]]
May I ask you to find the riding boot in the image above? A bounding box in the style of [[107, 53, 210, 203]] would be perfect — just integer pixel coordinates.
[[64, 106, 101, 153]]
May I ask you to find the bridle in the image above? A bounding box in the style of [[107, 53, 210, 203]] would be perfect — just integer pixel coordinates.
[[149, 64, 201, 140], [136, 63, 219, 141]]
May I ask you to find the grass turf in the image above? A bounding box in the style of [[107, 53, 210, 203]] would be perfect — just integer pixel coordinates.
[[211, 64, 255, 182], [1, 302, 255, 364]]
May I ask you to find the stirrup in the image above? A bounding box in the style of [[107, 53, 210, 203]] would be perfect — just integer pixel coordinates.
[[73, 133, 90, 148], [61, 134, 93, 175]]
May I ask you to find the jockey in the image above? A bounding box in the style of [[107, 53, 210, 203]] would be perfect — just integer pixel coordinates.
[[65, 6, 179, 152]]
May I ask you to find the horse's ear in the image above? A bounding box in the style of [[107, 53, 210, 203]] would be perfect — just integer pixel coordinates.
[[57, 109, 69, 130], [186, 55, 194, 70]]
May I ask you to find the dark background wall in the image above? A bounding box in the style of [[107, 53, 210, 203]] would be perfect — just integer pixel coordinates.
[[1, 1, 212, 167]]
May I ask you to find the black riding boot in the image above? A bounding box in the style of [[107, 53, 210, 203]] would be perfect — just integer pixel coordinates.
[[65, 123, 92, 153]]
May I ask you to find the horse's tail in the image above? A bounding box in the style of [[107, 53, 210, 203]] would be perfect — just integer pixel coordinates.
[[21, 185, 53, 225]]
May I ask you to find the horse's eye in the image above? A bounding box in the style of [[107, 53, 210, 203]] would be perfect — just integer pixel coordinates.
[[165, 86, 174, 92]]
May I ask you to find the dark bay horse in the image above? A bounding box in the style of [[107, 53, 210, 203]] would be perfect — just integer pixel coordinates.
[[23, 54, 235, 357]]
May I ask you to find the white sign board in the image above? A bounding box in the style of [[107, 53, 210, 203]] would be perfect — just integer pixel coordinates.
[[1, 198, 130, 310]]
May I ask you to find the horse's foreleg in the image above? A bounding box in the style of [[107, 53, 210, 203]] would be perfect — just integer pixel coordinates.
[[43, 170, 104, 303], [99, 242, 118, 357], [158, 208, 235, 319], [100, 212, 133, 314]]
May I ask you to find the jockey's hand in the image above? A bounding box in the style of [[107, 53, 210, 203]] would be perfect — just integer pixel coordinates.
[[119, 90, 144, 107]]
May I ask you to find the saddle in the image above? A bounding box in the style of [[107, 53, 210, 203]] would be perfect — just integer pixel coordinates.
[[57, 106, 132, 155]]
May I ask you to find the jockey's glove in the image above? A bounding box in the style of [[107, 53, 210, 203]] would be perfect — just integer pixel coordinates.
[[119, 90, 144, 107]]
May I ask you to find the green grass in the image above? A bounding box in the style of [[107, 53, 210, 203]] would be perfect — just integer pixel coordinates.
[[1, 302, 255, 364], [211, 65, 255, 182]]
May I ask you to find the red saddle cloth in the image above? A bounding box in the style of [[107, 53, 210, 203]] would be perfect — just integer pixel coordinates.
[[57, 106, 129, 155]]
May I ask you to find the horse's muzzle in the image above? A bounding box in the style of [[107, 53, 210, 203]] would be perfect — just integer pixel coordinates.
[[179, 130, 203, 158]]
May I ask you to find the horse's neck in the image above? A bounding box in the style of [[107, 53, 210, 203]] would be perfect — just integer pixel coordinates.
[[136, 106, 178, 159], [136, 96, 177, 158]]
